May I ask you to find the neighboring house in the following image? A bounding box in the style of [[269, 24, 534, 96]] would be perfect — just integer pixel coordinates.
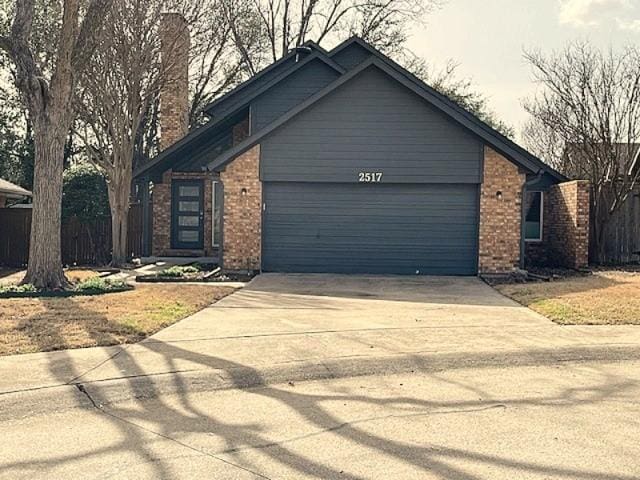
[[0, 178, 32, 208], [134, 15, 590, 275]]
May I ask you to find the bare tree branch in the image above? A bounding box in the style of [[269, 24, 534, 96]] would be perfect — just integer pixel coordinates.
[[523, 41, 640, 262]]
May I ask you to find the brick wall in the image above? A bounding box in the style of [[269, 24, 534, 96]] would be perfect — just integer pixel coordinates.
[[159, 13, 189, 151], [545, 180, 590, 269], [232, 117, 250, 145], [152, 174, 171, 254], [151, 171, 217, 256], [220, 145, 261, 271], [479, 147, 526, 274]]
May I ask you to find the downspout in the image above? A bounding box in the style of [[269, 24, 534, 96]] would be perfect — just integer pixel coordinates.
[[520, 169, 544, 270]]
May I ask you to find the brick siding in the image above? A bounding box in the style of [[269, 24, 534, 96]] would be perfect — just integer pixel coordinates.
[[159, 14, 189, 151], [545, 180, 590, 269], [232, 117, 250, 145], [220, 145, 262, 271], [479, 147, 526, 274]]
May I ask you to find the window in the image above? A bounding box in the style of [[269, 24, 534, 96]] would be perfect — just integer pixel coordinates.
[[212, 181, 222, 247], [525, 191, 543, 242]]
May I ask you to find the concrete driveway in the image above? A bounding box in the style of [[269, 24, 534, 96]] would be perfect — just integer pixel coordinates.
[[2, 275, 640, 479], [3, 273, 640, 414]]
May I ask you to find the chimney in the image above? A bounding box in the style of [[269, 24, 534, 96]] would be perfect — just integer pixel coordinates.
[[159, 13, 190, 151]]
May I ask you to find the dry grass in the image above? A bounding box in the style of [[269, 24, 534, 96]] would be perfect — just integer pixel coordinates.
[[0, 268, 99, 286], [496, 270, 640, 325], [0, 283, 236, 355]]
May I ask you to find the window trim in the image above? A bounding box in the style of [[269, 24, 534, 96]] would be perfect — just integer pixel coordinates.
[[525, 191, 544, 243], [212, 181, 220, 248]]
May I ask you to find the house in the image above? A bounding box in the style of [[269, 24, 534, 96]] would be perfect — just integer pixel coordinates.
[[0, 178, 32, 208], [134, 14, 590, 275]]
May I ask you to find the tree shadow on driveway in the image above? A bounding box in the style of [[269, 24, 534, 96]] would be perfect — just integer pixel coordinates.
[[2, 307, 639, 480]]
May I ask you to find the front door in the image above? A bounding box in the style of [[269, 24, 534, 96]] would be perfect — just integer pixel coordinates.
[[171, 180, 204, 250]]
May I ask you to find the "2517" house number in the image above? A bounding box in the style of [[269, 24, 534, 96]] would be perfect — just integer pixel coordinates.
[[358, 172, 383, 183]]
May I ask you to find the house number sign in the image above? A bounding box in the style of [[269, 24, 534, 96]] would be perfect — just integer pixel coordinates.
[[358, 172, 383, 183]]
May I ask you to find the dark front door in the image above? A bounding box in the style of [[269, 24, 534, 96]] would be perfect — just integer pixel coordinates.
[[171, 180, 204, 250]]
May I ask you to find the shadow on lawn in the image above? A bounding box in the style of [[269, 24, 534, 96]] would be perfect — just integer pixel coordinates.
[[5, 296, 142, 356], [497, 271, 625, 301], [1, 299, 638, 480]]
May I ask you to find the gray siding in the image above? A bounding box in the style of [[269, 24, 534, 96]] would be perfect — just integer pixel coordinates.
[[261, 66, 483, 184], [263, 182, 479, 275], [332, 43, 373, 70], [252, 59, 340, 131], [206, 57, 297, 119]]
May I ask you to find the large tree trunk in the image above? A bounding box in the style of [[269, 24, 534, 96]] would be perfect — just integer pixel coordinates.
[[108, 164, 132, 267], [22, 127, 69, 289]]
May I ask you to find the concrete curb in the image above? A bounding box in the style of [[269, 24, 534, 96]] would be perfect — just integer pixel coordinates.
[[2, 344, 640, 420]]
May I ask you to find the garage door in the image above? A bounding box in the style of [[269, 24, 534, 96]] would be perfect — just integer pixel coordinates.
[[262, 182, 479, 275]]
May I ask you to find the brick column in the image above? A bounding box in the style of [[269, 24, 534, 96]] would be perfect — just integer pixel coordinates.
[[159, 13, 190, 151], [151, 172, 172, 255], [220, 145, 262, 271], [546, 180, 590, 269], [478, 147, 526, 274]]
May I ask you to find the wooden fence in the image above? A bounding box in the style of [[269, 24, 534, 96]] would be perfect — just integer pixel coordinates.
[[0, 204, 144, 267], [597, 187, 640, 264]]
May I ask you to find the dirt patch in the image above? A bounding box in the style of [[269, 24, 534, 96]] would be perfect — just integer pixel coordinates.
[[0, 284, 237, 355], [496, 270, 640, 325], [0, 268, 100, 286]]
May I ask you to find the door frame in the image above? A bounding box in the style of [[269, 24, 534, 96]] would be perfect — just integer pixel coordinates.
[[171, 179, 205, 250]]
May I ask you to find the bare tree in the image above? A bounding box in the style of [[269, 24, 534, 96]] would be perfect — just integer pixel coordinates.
[[421, 58, 514, 137], [240, 0, 442, 63], [0, 0, 112, 289], [523, 42, 640, 262], [77, 0, 194, 266]]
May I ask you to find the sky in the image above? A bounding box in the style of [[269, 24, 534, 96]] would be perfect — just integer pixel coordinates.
[[408, 0, 640, 140]]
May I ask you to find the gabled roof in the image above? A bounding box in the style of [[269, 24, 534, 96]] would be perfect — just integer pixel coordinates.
[[201, 40, 338, 118], [133, 50, 344, 179], [137, 35, 565, 183], [206, 42, 566, 182], [0, 178, 31, 198], [329, 38, 566, 181]]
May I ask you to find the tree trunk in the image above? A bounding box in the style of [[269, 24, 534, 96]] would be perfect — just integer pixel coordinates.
[[108, 166, 132, 267], [22, 128, 69, 289]]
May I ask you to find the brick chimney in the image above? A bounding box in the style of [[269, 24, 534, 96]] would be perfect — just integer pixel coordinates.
[[159, 13, 189, 151]]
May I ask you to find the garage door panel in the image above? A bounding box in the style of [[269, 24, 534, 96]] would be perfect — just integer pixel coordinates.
[[263, 182, 479, 275]]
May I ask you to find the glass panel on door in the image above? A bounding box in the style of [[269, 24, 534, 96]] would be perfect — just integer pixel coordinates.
[[172, 180, 204, 249]]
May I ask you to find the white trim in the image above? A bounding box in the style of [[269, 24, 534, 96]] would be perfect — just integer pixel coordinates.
[[525, 191, 544, 243], [212, 181, 220, 247]]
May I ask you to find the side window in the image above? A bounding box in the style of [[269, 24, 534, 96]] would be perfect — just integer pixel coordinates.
[[212, 181, 223, 247], [525, 191, 543, 242]]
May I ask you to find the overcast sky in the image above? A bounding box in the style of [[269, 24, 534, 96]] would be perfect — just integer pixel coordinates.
[[408, 0, 640, 140]]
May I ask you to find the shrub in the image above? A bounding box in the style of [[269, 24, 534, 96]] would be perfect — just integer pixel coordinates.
[[62, 163, 110, 223], [75, 277, 129, 293], [0, 283, 38, 294], [160, 265, 201, 278]]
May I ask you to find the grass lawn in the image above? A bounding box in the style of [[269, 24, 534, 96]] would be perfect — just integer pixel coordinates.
[[0, 270, 236, 355], [496, 270, 640, 325]]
